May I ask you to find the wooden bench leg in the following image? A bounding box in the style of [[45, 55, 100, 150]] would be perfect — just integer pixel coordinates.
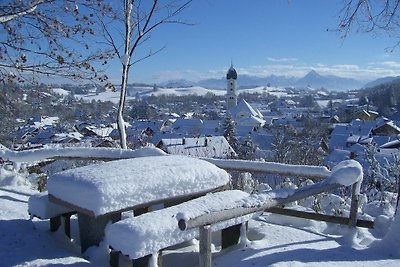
[[109, 250, 159, 267], [62, 213, 75, 239], [78, 212, 122, 253], [199, 225, 212, 267], [109, 250, 120, 267], [50, 216, 61, 232], [221, 223, 242, 249], [132, 254, 151, 267]]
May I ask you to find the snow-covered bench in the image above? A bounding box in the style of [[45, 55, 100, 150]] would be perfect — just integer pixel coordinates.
[[46, 155, 231, 252], [28, 192, 75, 237], [105, 190, 252, 267]]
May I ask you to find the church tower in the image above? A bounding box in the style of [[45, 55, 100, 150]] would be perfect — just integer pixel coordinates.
[[226, 63, 238, 109]]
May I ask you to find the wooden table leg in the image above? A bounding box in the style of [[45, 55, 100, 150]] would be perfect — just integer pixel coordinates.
[[78, 212, 121, 253]]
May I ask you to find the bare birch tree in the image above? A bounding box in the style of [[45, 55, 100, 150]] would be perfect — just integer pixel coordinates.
[[337, 0, 400, 50], [97, 0, 192, 149], [0, 0, 113, 83]]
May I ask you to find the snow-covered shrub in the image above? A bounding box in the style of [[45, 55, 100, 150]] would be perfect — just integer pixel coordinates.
[[363, 144, 399, 211], [297, 179, 321, 212], [318, 193, 350, 216], [276, 177, 298, 206], [364, 145, 398, 193], [236, 172, 259, 194], [256, 182, 272, 193], [0, 163, 31, 188]]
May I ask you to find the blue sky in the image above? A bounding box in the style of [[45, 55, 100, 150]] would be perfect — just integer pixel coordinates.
[[116, 0, 400, 84]]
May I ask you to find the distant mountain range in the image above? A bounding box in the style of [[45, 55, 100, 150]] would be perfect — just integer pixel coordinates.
[[162, 70, 367, 91], [363, 76, 400, 88]]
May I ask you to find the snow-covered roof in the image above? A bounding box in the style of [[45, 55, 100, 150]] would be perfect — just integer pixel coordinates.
[[329, 118, 400, 150], [157, 136, 236, 159], [28, 116, 59, 127], [131, 120, 163, 132], [200, 120, 221, 136], [380, 139, 400, 149], [0, 143, 8, 151], [237, 115, 266, 127], [47, 155, 230, 216], [230, 99, 260, 120]]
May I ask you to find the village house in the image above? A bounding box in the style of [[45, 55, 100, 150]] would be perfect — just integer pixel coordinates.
[[328, 117, 400, 151], [156, 136, 237, 159]]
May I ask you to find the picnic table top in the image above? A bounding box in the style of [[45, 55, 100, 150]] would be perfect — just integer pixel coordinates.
[[47, 155, 230, 217]]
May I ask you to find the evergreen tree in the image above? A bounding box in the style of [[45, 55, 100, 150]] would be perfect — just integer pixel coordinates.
[[222, 114, 238, 153], [238, 135, 256, 160]]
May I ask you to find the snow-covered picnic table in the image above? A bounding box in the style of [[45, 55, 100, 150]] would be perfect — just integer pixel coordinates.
[[46, 155, 231, 252]]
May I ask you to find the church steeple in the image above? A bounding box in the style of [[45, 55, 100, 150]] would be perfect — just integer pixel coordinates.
[[226, 63, 237, 109]]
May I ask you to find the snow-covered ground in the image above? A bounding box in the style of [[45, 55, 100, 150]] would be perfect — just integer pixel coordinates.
[[63, 85, 292, 103], [1, 158, 400, 266]]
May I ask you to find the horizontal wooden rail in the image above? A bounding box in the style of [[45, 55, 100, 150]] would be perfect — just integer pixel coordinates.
[[0, 147, 166, 163], [265, 207, 374, 229], [202, 158, 331, 179], [179, 181, 341, 231]]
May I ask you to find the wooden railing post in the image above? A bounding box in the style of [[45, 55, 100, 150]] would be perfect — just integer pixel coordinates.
[[199, 225, 211, 267], [349, 181, 360, 228]]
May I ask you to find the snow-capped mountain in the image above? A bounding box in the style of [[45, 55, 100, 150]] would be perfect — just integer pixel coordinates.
[[164, 70, 364, 91]]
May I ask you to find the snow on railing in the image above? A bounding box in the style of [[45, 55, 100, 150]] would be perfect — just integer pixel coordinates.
[[202, 158, 332, 179], [0, 146, 166, 163], [178, 160, 364, 267]]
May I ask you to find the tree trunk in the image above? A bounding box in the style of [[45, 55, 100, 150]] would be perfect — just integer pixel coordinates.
[[117, 63, 129, 149], [117, 0, 133, 149]]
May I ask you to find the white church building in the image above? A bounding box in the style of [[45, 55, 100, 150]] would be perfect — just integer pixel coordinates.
[[225, 64, 266, 130]]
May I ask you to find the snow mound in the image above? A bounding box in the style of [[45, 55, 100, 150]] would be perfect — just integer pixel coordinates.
[[105, 190, 250, 259], [329, 160, 363, 187], [47, 155, 230, 216]]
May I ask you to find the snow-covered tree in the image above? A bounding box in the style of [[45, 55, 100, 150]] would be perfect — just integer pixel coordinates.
[[237, 135, 256, 160], [222, 114, 239, 153]]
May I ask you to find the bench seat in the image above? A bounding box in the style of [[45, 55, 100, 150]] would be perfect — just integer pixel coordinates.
[[28, 192, 73, 220], [28, 192, 75, 237], [105, 190, 252, 265]]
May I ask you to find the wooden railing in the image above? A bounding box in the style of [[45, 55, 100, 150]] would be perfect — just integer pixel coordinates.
[[179, 159, 368, 267], [202, 157, 373, 229]]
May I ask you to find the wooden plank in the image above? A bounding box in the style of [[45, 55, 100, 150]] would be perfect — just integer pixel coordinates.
[[179, 182, 341, 231], [49, 184, 228, 218], [48, 194, 95, 217], [265, 207, 374, 229]]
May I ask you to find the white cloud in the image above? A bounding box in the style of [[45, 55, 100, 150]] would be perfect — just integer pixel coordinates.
[[267, 57, 298, 62], [139, 60, 400, 83], [379, 61, 400, 68]]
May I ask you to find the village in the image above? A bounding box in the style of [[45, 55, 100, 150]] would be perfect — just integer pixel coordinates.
[[1, 65, 400, 267], [4, 65, 400, 172]]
